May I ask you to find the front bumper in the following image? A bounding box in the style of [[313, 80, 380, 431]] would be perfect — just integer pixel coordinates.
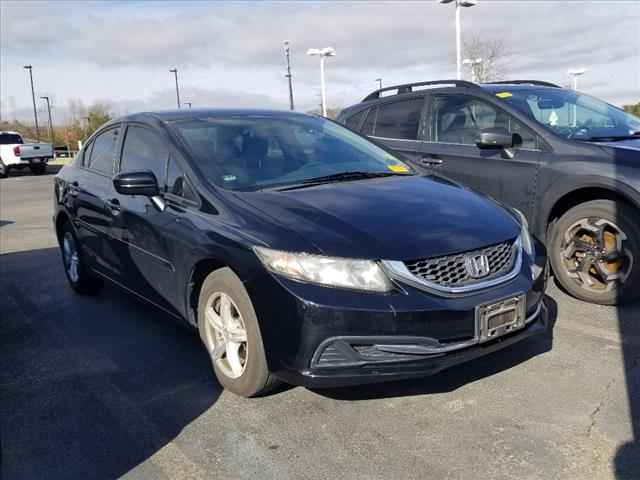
[[246, 239, 549, 388]]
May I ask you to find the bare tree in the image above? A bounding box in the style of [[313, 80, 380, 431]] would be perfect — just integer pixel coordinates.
[[462, 36, 510, 83]]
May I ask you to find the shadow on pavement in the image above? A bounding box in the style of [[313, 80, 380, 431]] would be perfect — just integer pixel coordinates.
[[0, 247, 221, 480], [314, 296, 557, 401], [0, 220, 14, 228]]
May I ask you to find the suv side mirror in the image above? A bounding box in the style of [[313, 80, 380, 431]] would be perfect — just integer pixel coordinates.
[[113, 170, 160, 197], [477, 128, 515, 149]]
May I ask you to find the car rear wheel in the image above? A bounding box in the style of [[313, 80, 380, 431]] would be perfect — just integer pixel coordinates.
[[0, 160, 7, 178], [549, 200, 640, 305], [29, 163, 47, 175], [198, 267, 279, 397], [60, 222, 103, 295]]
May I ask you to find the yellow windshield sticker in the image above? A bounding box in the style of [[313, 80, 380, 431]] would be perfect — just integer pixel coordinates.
[[388, 164, 409, 173], [496, 92, 513, 99]]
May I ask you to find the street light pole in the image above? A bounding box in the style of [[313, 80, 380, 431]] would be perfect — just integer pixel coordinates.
[[439, 0, 477, 80], [169, 68, 181, 109], [307, 47, 336, 117], [284, 41, 295, 111], [375, 78, 382, 90], [567, 68, 587, 127], [23, 65, 40, 141], [40, 96, 54, 144]]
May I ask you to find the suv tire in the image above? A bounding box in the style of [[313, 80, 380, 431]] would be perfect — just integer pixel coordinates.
[[549, 200, 640, 305]]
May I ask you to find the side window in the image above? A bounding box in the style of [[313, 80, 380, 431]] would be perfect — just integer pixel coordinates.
[[374, 98, 424, 140], [345, 109, 367, 130], [167, 158, 198, 203], [79, 140, 94, 167], [88, 128, 118, 174], [361, 107, 377, 135], [432, 96, 539, 150], [120, 125, 168, 183]]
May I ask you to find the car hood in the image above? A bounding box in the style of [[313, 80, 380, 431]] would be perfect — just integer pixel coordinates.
[[235, 175, 520, 261]]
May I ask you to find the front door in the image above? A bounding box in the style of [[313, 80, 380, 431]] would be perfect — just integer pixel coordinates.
[[422, 94, 544, 222]]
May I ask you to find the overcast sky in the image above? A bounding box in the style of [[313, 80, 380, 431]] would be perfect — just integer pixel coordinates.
[[1, 0, 639, 124]]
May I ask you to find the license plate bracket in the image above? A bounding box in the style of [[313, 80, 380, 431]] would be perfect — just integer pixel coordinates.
[[476, 295, 526, 343]]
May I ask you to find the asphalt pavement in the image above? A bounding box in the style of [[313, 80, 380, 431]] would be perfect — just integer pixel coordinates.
[[1, 169, 639, 480]]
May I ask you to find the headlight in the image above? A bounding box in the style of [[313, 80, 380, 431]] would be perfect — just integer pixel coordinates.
[[253, 247, 393, 292], [513, 209, 535, 258]]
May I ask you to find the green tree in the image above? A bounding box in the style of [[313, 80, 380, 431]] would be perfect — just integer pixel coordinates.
[[623, 102, 640, 118]]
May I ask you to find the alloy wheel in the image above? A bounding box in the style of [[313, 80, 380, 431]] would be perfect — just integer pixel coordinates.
[[62, 232, 80, 283], [204, 292, 249, 379], [560, 217, 633, 293]]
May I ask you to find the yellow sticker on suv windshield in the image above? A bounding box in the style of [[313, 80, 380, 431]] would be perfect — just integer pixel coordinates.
[[388, 164, 409, 173], [496, 92, 513, 99]]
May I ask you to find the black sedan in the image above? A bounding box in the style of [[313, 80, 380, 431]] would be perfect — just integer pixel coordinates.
[[53, 109, 549, 397]]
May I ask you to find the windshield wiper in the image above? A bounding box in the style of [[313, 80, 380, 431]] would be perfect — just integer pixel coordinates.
[[275, 171, 407, 191]]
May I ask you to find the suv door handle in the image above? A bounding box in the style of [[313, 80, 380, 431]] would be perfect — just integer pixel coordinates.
[[106, 198, 122, 215], [420, 155, 444, 166]]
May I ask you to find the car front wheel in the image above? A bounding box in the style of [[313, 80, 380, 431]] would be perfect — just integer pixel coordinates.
[[198, 267, 279, 397], [549, 200, 640, 305]]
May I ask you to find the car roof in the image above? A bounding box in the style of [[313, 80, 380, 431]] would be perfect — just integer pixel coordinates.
[[480, 83, 565, 93], [119, 108, 315, 123]]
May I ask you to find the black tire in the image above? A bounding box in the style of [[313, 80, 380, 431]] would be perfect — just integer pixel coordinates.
[[549, 200, 640, 305], [0, 160, 7, 178], [59, 221, 103, 295], [29, 163, 47, 175], [197, 267, 279, 397]]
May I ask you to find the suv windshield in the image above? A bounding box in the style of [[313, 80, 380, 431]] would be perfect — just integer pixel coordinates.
[[494, 88, 640, 141], [170, 114, 412, 191]]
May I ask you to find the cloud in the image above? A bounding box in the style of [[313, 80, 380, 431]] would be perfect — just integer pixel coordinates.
[[1, 0, 639, 120]]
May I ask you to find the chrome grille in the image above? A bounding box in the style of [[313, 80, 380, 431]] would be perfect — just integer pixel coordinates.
[[404, 240, 518, 289]]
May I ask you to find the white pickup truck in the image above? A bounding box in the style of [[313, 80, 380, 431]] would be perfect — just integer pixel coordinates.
[[0, 131, 54, 177]]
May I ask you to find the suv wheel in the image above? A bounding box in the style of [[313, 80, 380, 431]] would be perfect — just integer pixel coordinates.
[[60, 222, 103, 295], [198, 267, 279, 397], [549, 200, 640, 305]]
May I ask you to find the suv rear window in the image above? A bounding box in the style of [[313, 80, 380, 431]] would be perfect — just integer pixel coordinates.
[[372, 98, 424, 140]]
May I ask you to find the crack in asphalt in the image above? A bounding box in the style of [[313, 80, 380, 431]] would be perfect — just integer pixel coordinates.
[[587, 377, 616, 437]]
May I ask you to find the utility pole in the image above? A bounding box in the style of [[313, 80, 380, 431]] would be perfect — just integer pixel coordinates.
[[169, 68, 181, 108], [283, 41, 295, 110], [23, 65, 40, 141], [40, 96, 54, 144]]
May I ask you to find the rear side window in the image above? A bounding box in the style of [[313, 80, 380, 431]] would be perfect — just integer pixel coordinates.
[[88, 128, 119, 174], [374, 98, 424, 140], [361, 107, 378, 135], [120, 125, 168, 183], [345, 109, 367, 130]]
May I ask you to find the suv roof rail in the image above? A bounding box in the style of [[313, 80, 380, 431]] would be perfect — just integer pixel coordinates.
[[486, 80, 562, 88], [362, 80, 479, 102]]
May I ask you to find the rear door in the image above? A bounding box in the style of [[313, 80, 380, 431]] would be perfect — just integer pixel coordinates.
[[421, 93, 544, 221], [364, 96, 428, 165], [73, 126, 121, 275]]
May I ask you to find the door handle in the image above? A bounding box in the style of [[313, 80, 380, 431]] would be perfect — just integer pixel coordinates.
[[420, 155, 444, 166], [105, 198, 122, 215]]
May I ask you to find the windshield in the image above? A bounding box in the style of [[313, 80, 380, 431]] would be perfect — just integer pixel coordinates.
[[495, 88, 640, 141], [170, 114, 413, 191]]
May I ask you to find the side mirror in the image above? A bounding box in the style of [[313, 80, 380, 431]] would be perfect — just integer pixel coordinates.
[[113, 170, 160, 197], [476, 127, 515, 149]]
